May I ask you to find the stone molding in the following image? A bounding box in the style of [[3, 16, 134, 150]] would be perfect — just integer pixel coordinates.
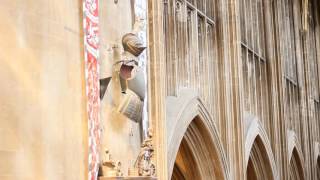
[[287, 130, 306, 179], [166, 89, 230, 179], [315, 142, 320, 162], [244, 116, 279, 180], [287, 130, 305, 164]]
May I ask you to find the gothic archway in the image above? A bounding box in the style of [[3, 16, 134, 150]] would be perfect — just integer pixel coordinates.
[[172, 117, 213, 180], [245, 117, 278, 180], [167, 89, 229, 180], [316, 157, 320, 180], [315, 142, 320, 180], [289, 148, 304, 180], [246, 136, 275, 180], [171, 137, 201, 180], [287, 131, 305, 180]]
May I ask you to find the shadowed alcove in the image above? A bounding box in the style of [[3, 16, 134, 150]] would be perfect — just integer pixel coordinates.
[[171, 137, 201, 180], [317, 157, 320, 180], [246, 136, 274, 180], [289, 148, 304, 180], [171, 117, 225, 180]]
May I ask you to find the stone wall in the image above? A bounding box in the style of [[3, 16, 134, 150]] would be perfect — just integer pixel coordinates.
[[0, 0, 87, 179], [99, 0, 142, 176]]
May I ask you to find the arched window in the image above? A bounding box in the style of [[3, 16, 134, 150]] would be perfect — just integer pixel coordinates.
[[308, 0, 320, 139], [282, 0, 303, 137], [239, 0, 270, 132], [308, 1, 319, 100], [164, 0, 220, 119]]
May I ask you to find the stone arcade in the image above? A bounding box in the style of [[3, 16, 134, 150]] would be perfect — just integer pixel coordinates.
[[0, 0, 320, 180]]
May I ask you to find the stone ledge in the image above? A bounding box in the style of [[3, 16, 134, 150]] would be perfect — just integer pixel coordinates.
[[99, 177, 157, 180]]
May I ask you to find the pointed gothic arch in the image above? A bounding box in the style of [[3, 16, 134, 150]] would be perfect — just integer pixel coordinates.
[[314, 142, 320, 180], [245, 116, 278, 180], [166, 89, 229, 180], [317, 157, 320, 180], [287, 130, 305, 180], [289, 148, 305, 180]]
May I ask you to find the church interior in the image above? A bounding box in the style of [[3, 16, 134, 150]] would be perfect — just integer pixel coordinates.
[[0, 0, 320, 179]]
